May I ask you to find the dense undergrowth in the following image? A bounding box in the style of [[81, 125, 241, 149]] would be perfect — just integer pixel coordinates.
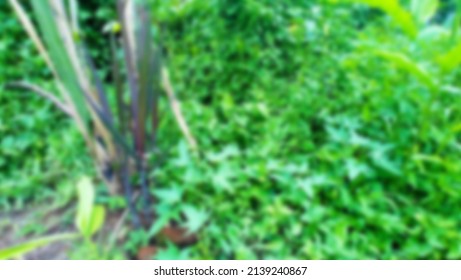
[[1, 0, 461, 259]]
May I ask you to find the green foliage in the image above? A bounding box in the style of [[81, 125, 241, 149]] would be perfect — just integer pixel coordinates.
[[0, 0, 90, 208], [2, 0, 461, 260], [149, 0, 461, 259]]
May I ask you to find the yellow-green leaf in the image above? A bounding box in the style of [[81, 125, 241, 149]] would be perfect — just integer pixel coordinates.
[[411, 0, 439, 25], [0, 233, 77, 260], [75, 177, 95, 237]]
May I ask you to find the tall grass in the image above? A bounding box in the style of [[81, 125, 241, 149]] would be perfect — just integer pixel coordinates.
[[8, 0, 197, 228]]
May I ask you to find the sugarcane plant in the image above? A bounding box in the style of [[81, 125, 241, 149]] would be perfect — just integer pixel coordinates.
[[8, 0, 197, 228]]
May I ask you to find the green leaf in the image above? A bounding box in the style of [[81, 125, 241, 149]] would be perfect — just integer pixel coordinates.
[[418, 25, 449, 43], [370, 145, 401, 176], [374, 50, 437, 90], [75, 177, 94, 234], [410, 0, 439, 25], [75, 177, 104, 238], [345, 159, 370, 180], [345, 0, 417, 37], [437, 41, 461, 71], [0, 233, 77, 260], [182, 205, 209, 234], [148, 214, 172, 237], [30, 0, 89, 129], [87, 205, 105, 237], [155, 243, 190, 260]]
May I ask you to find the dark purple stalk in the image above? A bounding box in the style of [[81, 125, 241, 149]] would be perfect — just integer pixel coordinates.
[[110, 33, 127, 136], [121, 156, 141, 229]]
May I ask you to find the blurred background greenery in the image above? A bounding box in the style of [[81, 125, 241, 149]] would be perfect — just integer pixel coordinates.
[[1, 0, 461, 259]]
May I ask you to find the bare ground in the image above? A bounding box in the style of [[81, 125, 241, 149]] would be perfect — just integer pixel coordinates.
[[0, 203, 75, 259]]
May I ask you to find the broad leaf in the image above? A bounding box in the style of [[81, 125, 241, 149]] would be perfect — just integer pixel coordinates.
[[437, 41, 461, 71], [411, 0, 439, 25], [182, 205, 209, 234], [345, 0, 417, 37]]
